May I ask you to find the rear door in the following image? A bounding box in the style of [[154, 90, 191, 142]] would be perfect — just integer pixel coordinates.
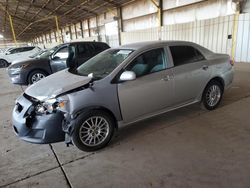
[[169, 45, 211, 105], [75, 43, 96, 67], [50, 45, 69, 73], [118, 48, 174, 123]]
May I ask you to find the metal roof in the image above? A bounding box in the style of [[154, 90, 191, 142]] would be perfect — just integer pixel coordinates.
[[0, 0, 131, 41]]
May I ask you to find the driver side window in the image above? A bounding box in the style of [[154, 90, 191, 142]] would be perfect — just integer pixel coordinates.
[[54, 46, 69, 59], [126, 48, 167, 78]]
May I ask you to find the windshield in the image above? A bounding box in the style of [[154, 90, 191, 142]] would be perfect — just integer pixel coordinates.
[[30, 45, 62, 58], [76, 49, 133, 79]]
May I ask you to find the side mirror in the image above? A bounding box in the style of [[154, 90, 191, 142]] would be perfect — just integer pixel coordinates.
[[120, 71, 136, 81], [5, 52, 10, 55], [52, 56, 60, 60]]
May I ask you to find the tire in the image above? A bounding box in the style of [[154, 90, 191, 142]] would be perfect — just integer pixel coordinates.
[[201, 80, 223, 110], [0, 59, 9, 68], [28, 70, 47, 85], [72, 110, 115, 152]]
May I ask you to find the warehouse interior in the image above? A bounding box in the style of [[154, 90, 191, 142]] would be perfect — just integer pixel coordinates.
[[1, 0, 250, 187]]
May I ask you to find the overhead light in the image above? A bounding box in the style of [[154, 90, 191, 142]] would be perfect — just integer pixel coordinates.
[[0, 34, 4, 39]]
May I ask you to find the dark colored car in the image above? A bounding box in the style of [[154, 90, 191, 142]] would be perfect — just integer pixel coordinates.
[[7, 42, 110, 85]]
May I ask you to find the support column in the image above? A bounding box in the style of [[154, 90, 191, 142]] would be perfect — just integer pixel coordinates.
[[68, 25, 72, 40], [96, 15, 101, 42], [151, 0, 163, 40], [87, 19, 91, 37], [55, 16, 61, 43], [117, 7, 123, 45], [74, 24, 78, 39], [80, 21, 84, 38], [8, 15, 17, 45]]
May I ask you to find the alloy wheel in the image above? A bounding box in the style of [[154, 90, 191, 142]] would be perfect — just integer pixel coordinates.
[[31, 73, 45, 83], [79, 116, 110, 147], [206, 85, 221, 107]]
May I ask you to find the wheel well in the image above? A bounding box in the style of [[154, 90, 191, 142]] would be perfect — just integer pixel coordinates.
[[0, 59, 8, 63], [76, 106, 118, 129], [27, 69, 49, 82], [208, 77, 225, 91]]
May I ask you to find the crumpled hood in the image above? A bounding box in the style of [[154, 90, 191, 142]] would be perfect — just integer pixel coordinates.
[[25, 69, 92, 101]]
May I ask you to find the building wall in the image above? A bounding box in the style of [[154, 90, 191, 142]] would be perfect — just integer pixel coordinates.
[[32, 0, 250, 63], [121, 12, 250, 63], [243, 0, 250, 13]]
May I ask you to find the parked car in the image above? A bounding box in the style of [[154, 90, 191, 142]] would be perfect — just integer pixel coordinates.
[[10, 49, 49, 65], [12, 41, 234, 152], [7, 42, 110, 85], [0, 46, 41, 67]]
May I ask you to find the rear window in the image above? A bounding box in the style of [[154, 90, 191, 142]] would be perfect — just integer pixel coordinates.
[[94, 43, 110, 51], [77, 43, 95, 57], [9, 48, 23, 54], [169, 45, 205, 66], [22, 47, 35, 52]]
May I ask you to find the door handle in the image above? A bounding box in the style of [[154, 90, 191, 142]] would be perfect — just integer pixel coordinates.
[[161, 75, 174, 81], [202, 65, 209, 70]]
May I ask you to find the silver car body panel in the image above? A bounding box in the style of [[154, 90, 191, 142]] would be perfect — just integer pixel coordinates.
[[64, 76, 122, 121], [14, 41, 234, 144]]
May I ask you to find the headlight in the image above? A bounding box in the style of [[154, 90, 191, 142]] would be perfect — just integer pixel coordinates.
[[35, 98, 68, 114], [9, 65, 27, 74]]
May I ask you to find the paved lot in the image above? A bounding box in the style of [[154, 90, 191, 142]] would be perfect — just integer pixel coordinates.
[[0, 63, 250, 188]]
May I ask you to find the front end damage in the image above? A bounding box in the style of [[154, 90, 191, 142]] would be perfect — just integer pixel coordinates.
[[12, 93, 65, 144]]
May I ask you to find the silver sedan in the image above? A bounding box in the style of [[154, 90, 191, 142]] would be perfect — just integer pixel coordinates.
[[12, 41, 234, 151]]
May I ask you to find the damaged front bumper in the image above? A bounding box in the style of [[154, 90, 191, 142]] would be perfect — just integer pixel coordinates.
[[12, 94, 65, 144]]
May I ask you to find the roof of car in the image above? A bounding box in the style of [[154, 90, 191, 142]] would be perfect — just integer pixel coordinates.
[[119, 40, 199, 50], [65, 41, 109, 45], [118, 40, 214, 56]]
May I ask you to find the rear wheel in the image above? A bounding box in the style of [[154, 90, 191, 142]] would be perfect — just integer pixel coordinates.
[[202, 80, 223, 110], [0, 59, 9, 68], [28, 70, 47, 84], [72, 110, 115, 152]]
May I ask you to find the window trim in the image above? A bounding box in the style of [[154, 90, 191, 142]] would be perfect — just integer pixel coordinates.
[[168, 45, 206, 67], [51, 44, 69, 59], [112, 47, 169, 83]]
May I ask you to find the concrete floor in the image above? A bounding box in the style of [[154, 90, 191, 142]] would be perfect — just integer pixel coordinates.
[[0, 63, 250, 188]]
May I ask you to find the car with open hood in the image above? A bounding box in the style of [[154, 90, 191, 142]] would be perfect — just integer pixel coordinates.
[[7, 41, 110, 85], [12, 41, 234, 151]]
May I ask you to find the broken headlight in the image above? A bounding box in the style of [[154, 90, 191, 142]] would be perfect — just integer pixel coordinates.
[[35, 98, 68, 114]]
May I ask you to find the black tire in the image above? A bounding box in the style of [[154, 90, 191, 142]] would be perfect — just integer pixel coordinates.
[[0, 59, 9, 68], [28, 70, 47, 85], [72, 110, 115, 152], [202, 80, 223, 110]]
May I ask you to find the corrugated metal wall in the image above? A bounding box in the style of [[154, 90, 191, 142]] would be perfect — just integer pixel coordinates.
[[121, 13, 250, 63], [235, 13, 250, 63]]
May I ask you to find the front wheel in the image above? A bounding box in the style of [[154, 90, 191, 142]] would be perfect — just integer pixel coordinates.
[[202, 80, 223, 110], [72, 110, 115, 152], [28, 70, 47, 85]]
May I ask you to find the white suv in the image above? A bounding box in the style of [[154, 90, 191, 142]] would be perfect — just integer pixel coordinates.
[[0, 46, 41, 67]]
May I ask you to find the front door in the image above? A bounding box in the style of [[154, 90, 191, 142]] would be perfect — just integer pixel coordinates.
[[118, 48, 174, 123], [50, 46, 69, 73]]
